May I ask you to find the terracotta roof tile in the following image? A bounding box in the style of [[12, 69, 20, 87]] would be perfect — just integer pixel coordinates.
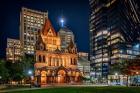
[[41, 19, 56, 36]]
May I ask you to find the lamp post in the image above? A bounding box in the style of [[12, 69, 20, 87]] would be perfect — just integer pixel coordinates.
[[136, 71, 139, 86], [28, 70, 33, 88], [0, 76, 2, 84]]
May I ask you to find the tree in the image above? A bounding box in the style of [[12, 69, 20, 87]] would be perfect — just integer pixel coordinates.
[[21, 55, 34, 77], [109, 60, 129, 86], [12, 62, 25, 83], [109, 60, 127, 75], [20, 55, 34, 84], [112, 58, 140, 86], [5, 61, 25, 84], [2, 54, 35, 84], [0, 59, 9, 83]]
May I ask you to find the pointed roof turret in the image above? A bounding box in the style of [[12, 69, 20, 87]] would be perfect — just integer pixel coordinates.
[[36, 31, 46, 50]]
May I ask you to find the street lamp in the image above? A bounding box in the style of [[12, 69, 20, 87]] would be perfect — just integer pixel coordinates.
[[28, 70, 33, 88], [28, 70, 32, 75], [0, 76, 2, 84], [115, 72, 118, 85], [136, 71, 139, 86], [115, 73, 118, 76]]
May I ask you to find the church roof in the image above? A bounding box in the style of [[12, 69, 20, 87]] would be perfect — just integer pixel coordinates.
[[37, 31, 43, 43], [36, 31, 46, 50], [54, 48, 63, 54], [41, 19, 56, 36]]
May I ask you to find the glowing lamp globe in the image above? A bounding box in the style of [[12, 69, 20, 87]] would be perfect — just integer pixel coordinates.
[[60, 18, 65, 27], [60, 19, 64, 23]]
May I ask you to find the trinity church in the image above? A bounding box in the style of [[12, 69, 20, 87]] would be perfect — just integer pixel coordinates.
[[34, 18, 82, 86]]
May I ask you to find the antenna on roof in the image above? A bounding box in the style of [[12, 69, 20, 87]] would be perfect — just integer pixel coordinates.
[[59, 10, 65, 27]]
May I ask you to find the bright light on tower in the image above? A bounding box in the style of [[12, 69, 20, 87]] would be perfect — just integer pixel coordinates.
[[60, 18, 65, 27], [60, 18, 64, 23]]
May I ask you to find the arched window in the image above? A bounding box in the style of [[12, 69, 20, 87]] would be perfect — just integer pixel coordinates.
[[43, 55, 45, 62], [71, 58, 73, 65], [74, 58, 77, 65], [56, 58, 59, 66], [39, 55, 41, 62], [49, 57, 51, 66]]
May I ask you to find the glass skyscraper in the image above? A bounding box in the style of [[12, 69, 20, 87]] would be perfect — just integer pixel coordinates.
[[89, 0, 140, 81]]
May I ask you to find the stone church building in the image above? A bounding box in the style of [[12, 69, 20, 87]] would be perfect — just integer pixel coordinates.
[[34, 18, 82, 86]]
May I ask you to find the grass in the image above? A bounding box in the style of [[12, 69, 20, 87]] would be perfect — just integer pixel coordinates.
[[7, 86, 140, 93]]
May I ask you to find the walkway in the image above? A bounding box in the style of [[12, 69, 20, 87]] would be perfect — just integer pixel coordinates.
[[0, 84, 108, 92]]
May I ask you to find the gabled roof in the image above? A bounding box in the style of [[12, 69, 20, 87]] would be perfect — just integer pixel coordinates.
[[36, 31, 46, 50], [37, 31, 43, 43], [41, 19, 56, 36], [54, 48, 63, 54]]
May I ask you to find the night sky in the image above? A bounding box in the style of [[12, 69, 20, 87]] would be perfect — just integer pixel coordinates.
[[0, 0, 90, 58]]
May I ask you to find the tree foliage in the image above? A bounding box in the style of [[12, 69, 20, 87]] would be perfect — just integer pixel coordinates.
[[0, 55, 34, 83], [110, 58, 140, 75], [0, 59, 9, 82]]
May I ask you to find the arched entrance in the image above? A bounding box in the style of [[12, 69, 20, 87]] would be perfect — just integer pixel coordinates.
[[75, 72, 81, 82], [57, 70, 66, 83], [41, 71, 47, 85]]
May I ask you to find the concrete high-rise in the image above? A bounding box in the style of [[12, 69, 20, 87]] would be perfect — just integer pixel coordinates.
[[20, 7, 48, 55], [6, 38, 22, 63], [58, 27, 74, 50]]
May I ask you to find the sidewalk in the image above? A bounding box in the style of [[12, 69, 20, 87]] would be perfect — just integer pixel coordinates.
[[0, 87, 41, 93], [0, 84, 108, 92]]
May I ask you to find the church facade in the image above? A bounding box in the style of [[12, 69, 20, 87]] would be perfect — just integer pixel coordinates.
[[34, 19, 82, 86]]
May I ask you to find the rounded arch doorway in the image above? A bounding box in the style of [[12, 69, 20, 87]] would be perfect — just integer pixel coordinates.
[[57, 70, 66, 83]]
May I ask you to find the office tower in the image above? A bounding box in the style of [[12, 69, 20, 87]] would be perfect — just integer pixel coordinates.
[[78, 52, 89, 58], [6, 38, 22, 63], [89, 0, 140, 80], [20, 7, 48, 55], [58, 27, 74, 50], [78, 52, 90, 80], [34, 19, 81, 86]]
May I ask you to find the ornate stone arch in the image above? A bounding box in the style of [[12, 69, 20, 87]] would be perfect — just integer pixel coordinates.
[[55, 66, 67, 76]]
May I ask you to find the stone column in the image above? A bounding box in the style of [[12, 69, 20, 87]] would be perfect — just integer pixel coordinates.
[[68, 57, 71, 65], [51, 57, 53, 66]]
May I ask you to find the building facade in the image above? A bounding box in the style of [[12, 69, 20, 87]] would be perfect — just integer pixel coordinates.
[[34, 19, 82, 86], [20, 7, 48, 55], [6, 38, 22, 63], [77, 52, 90, 81], [78, 52, 89, 58], [89, 0, 140, 81], [58, 27, 74, 50]]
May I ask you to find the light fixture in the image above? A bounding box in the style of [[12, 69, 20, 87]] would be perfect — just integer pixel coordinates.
[[28, 70, 32, 75], [60, 17, 65, 27], [115, 72, 118, 76]]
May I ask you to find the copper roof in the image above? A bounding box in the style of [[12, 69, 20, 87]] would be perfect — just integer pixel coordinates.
[[41, 19, 56, 36]]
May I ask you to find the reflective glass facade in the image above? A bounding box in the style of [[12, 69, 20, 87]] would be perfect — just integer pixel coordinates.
[[89, 0, 140, 80]]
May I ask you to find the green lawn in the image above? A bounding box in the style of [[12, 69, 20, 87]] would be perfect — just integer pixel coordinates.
[[8, 86, 140, 93]]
